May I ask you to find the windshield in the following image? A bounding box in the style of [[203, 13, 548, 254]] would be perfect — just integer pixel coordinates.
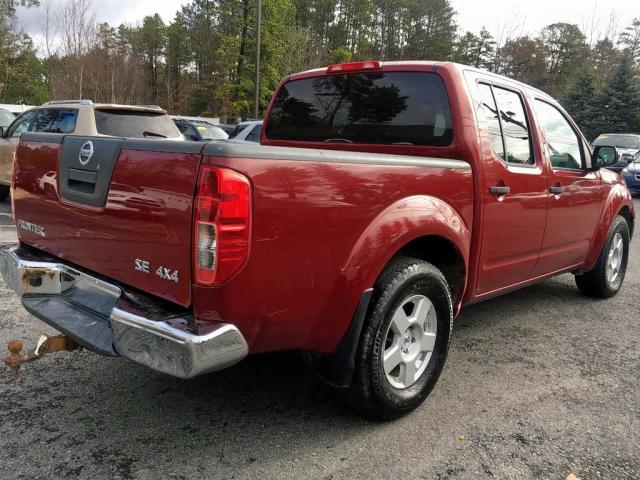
[[0, 109, 15, 127], [95, 109, 181, 138], [593, 134, 640, 149], [265, 71, 453, 146], [196, 124, 229, 140]]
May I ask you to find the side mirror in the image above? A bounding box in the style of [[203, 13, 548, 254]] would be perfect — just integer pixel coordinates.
[[592, 146, 619, 170]]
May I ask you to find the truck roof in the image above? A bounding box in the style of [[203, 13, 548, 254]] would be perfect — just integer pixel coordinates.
[[285, 61, 552, 101]]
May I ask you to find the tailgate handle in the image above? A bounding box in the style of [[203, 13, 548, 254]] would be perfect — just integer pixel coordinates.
[[68, 168, 98, 194]]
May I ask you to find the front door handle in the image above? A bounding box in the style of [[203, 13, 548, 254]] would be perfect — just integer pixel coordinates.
[[489, 185, 510, 195], [549, 185, 565, 194]]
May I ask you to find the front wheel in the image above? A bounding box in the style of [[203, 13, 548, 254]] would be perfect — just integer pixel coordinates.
[[344, 256, 453, 420], [575, 215, 630, 298], [0, 185, 9, 202]]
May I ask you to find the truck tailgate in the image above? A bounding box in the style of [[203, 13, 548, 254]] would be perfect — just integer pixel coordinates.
[[12, 134, 203, 307]]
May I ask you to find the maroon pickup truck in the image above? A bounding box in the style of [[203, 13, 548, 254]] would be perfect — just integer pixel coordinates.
[[1, 61, 635, 419]]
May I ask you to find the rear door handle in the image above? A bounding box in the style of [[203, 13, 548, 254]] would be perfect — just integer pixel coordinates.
[[489, 186, 510, 195], [549, 186, 565, 194]]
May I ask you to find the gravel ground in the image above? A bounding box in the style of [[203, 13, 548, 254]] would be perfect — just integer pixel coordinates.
[[0, 198, 638, 480]]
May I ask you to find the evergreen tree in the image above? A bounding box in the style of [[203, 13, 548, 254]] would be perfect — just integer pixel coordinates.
[[596, 54, 640, 134], [563, 69, 599, 141]]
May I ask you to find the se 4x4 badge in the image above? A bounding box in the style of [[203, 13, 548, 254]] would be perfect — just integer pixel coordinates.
[[135, 259, 180, 283]]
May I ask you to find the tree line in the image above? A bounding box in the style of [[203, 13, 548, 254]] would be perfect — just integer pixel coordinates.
[[0, 0, 638, 137]]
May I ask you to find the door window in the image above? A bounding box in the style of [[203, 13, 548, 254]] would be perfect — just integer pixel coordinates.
[[6, 110, 36, 138], [492, 87, 534, 165], [478, 83, 505, 160], [533, 100, 584, 170]]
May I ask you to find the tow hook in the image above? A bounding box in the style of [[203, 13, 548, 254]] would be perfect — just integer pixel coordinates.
[[4, 334, 81, 376]]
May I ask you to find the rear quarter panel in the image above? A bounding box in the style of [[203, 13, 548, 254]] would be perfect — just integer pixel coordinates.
[[193, 153, 473, 353]]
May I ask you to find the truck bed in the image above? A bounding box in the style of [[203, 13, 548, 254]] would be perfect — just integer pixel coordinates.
[[13, 134, 473, 353]]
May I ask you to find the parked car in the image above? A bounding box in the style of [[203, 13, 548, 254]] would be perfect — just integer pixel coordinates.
[[173, 118, 229, 141], [0, 100, 181, 201], [0, 103, 35, 115], [0, 108, 15, 129], [0, 61, 634, 419], [215, 124, 237, 135], [622, 151, 640, 196], [228, 120, 262, 142], [592, 133, 640, 172]]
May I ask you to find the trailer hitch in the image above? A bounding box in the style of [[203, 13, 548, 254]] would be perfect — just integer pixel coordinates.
[[4, 334, 81, 376]]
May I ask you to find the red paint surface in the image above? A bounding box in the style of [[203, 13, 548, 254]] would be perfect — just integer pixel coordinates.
[[12, 62, 636, 355]]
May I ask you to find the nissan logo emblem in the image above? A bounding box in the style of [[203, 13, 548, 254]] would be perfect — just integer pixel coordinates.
[[79, 141, 94, 166]]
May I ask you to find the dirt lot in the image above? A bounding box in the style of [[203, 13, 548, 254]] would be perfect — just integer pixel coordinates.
[[0, 198, 638, 480]]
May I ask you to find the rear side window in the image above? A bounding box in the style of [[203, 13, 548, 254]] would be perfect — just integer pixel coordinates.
[[265, 72, 453, 146], [492, 87, 533, 165], [478, 83, 505, 161], [31, 109, 78, 134], [95, 110, 181, 138]]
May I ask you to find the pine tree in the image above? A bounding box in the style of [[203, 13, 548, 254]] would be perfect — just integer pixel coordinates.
[[596, 54, 640, 134], [563, 69, 599, 140]]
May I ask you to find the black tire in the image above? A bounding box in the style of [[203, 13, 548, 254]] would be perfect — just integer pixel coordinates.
[[575, 215, 630, 298], [0, 185, 9, 202], [343, 256, 453, 420]]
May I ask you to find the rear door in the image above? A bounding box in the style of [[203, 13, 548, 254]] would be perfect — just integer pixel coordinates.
[[468, 76, 549, 296], [13, 135, 203, 307], [530, 99, 603, 275]]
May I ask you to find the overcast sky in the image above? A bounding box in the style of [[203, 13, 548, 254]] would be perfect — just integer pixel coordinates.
[[15, 0, 640, 46]]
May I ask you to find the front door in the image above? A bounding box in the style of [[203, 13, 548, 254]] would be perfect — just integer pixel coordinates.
[[470, 79, 549, 296], [531, 99, 604, 275]]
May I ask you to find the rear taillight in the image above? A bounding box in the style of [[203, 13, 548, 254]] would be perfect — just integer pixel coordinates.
[[193, 166, 251, 286]]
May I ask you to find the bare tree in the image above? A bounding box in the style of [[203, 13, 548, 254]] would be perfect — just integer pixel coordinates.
[[58, 0, 97, 98], [38, 0, 60, 97]]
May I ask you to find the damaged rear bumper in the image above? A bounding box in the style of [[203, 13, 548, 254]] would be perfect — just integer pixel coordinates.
[[0, 244, 248, 378]]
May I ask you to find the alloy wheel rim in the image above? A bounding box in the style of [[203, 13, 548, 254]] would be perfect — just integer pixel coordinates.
[[606, 232, 624, 284], [382, 294, 437, 390]]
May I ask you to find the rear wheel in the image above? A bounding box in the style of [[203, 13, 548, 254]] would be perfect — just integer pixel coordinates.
[[0, 185, 9, 202], [575, 215, 630, 298], [343, 256, 453, 420]]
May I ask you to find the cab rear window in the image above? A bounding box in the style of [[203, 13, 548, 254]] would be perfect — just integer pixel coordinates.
[[265, 72, 453, 146], [95, 109, 181, 138]]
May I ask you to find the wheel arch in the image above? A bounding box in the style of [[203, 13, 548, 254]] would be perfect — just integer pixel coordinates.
[[619, 205, 635, 239], [584, 185, 635, 271], [319, 196, 471, 388]]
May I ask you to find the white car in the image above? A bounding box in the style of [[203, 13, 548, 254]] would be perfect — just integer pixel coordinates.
[[228, 120, 262, 143]]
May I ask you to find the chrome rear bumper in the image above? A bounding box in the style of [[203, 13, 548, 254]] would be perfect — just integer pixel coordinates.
[[0, 244, 248, 378]]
